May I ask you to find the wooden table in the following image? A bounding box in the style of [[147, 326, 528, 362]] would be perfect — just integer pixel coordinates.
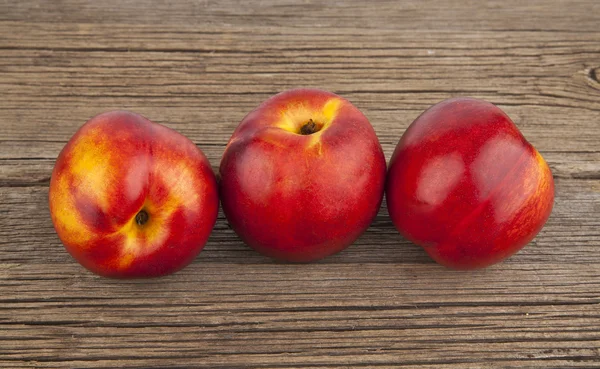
[[1, 1, 599, 368]]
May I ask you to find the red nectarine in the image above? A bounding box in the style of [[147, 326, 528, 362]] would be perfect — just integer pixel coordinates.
[[386, 98, 554, 269], [219, 89, 386, 262]]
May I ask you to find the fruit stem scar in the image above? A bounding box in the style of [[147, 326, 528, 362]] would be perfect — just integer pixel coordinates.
[[300, 119, 320, 135], [135, 210, 149, 226]]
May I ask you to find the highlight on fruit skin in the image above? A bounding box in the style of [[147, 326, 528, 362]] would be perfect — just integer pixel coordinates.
[[49, 110, 219, 278], [219, 88, 387, 262], [385, 97, 555, 270]]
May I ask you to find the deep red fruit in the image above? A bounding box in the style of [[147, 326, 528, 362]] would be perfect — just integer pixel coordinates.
[[386, 98, 554, 270], [219, 89, 387, 262]]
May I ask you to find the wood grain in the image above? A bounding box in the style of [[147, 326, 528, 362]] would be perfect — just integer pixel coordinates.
[[1, 0, 599, 368]]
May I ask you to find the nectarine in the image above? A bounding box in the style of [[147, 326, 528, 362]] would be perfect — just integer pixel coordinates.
[[386, 98, 554, 269], [220, 89, 386, 262], [49, 111, 219, 278]]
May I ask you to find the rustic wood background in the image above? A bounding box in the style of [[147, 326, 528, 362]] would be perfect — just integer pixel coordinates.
[[1, 0, 599, 368]]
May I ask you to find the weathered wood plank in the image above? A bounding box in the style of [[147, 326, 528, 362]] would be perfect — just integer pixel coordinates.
[[1, 261, 599, 368], [0, 0, 598, 32]]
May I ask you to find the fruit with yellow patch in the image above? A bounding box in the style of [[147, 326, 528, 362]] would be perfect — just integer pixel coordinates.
[[219, 89, 387, 262], [49, 111, 219, 278], [385, 98, 555, 269]]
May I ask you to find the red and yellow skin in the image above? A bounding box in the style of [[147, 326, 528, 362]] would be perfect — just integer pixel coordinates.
[[386, 98, 555, 270], [49, 111, 219, 278], [219, 89, 387, 262]]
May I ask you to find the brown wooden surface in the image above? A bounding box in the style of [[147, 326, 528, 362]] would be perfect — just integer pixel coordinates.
[[1, 1, 600, 368]]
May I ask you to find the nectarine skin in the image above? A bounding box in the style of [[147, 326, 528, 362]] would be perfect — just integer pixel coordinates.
[[220, 89, 386, 262], [386, 98, 554, 270], [49, 111, 219, 278]]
